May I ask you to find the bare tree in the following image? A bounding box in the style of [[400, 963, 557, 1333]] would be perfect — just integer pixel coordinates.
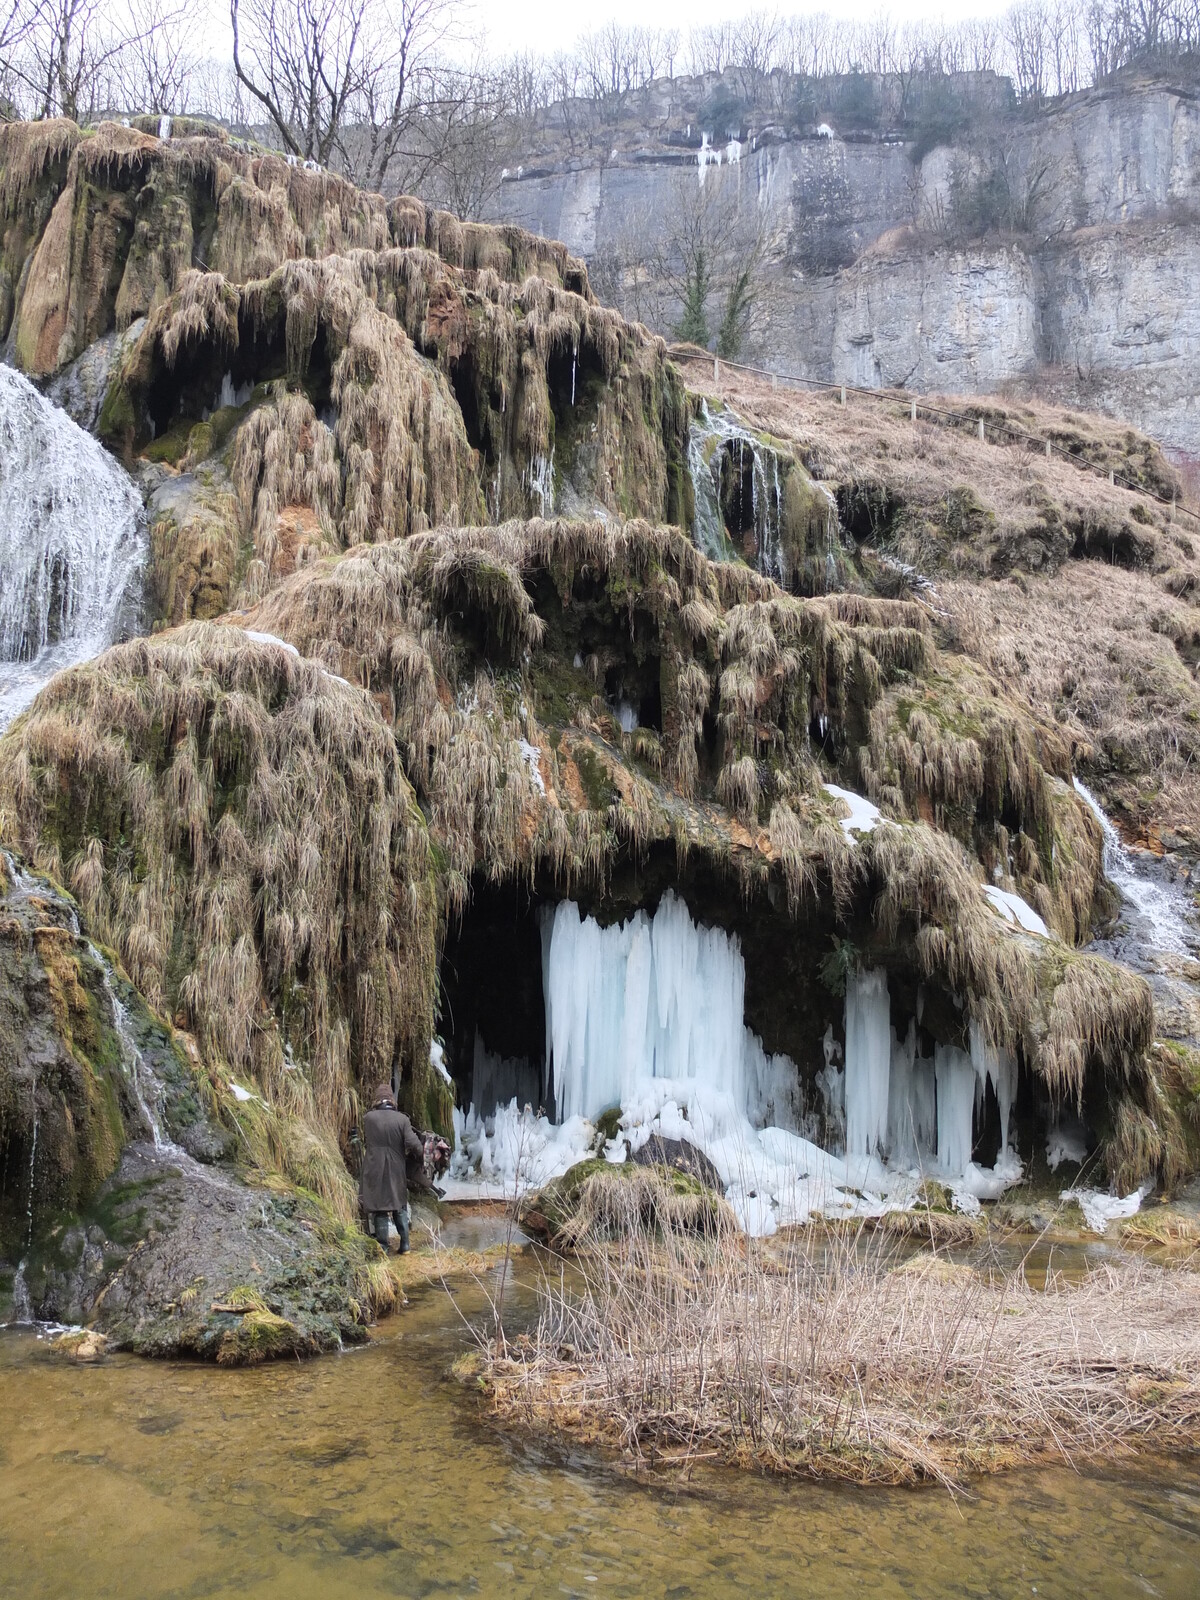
[[1004, 0, 1049, 100], [0, 0, 40, 115], [23, 0, 129, 119], [112, 0, 202, 114], [411, 60, 523, 218], [595, 166, 779, 359], [230, 0, 454, 185]]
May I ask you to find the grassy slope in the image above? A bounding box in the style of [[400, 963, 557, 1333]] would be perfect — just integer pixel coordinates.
[[675, 353, 1200, 856]]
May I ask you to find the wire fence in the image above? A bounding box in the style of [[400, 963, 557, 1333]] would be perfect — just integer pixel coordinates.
[[670, 346, 1200, 530]]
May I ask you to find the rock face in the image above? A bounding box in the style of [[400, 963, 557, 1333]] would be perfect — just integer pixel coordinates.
[[0, 853, 381, 1358], [486, 76, 1200, 455]]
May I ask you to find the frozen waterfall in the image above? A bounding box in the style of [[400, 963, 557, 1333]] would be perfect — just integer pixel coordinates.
[[447, 897, 1025, 1231], [0, 365, 145, 730], [542, 892, 797, 1129]]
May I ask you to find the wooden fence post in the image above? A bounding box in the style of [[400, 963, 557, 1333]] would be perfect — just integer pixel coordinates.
[[977, 417, 985, 442]]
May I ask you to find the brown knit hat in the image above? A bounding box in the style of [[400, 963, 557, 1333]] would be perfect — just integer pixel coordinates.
[[371, 1082, 396, 1108]]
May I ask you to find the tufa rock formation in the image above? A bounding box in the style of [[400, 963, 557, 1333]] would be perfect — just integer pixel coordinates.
[[0, 117, 1196, 1357]]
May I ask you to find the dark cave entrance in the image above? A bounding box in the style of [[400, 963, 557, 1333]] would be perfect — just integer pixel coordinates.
[[434, 854, 1066, 1179], [141, 312, 334, 447], [437, 879, 547, 1115]]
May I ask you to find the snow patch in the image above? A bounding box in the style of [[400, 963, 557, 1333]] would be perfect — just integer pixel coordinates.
[[823, 784, 883, 839], [518, 738, 545, 793], [244, 630, 300, 658], [983, 885, 1049, 937], [1062, 1184, 1151, 1233], [430, 1039, 452, 1085]]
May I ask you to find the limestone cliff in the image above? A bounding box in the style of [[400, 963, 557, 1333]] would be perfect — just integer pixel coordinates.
[[485, 74, 1200, 457]]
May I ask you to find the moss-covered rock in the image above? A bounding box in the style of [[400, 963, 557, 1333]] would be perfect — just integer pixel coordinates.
[[526, 1157, 727, 1242]]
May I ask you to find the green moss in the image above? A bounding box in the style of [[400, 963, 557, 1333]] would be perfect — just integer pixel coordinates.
[[142, 419, 193, 465], [97, 378, 137, 451], [574, 745, 616, 811], [594, 1106, 622, 1143], [530, 1157, 716, 1239]]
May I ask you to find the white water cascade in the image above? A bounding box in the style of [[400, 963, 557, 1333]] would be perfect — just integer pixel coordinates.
[[0, 365, 145, 730], [448, 899, 1024, 1232], [1073, 777, 1196, 961], [90, 945, 182, 1154], [688, 401, 783, 572], [687, 400, 842, 586]]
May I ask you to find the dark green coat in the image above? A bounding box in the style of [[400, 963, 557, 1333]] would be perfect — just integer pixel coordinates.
[[359, 1106, 423, 1212]]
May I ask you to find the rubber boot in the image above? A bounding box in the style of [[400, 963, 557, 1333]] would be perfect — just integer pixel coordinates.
[[372, 1211, 390, 1251], [397, 1209, 410, 1254]]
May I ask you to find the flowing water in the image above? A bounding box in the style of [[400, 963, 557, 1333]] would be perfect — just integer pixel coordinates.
[[687, 401, 842, 587], [1073, 778, 1198, 966], [0, 364, 145, 730], [1, 1265, 1198, 1599], [688, 402, 784, 574]]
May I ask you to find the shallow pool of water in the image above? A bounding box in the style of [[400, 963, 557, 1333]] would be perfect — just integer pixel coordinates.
[[2, 1270, 1199, 1600]]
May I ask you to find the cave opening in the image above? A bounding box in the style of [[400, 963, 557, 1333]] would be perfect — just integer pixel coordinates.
[[1071, 523, 1147, 570], [835, 481, 900, 544], [437, 878, 548, 1115], [448, 348, 485, 457], [435, 853, 1077, 1186]]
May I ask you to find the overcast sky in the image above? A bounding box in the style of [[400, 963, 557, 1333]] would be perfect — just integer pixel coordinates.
[[470, 0, 1005, 59]]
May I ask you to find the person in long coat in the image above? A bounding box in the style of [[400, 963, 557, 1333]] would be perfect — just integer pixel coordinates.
[[360, 1081, 425, 1253]]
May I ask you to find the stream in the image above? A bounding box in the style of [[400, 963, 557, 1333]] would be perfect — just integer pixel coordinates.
[[2, 1250, 1199, 1600]]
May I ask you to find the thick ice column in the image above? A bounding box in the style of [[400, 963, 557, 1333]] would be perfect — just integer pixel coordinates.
[[909, 1055, 938, 1162], [844, 968, 891, 1158], [934, 1043, 977, 1176], [886, 1020, 917, 1165]]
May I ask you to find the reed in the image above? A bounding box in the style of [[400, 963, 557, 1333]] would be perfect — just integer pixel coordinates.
[[484, 1169, 1200, 1486]]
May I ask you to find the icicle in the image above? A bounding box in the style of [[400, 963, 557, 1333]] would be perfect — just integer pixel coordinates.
[[527, 449, 555, 518], [934, 1043, 976, 1175], [969, 1019, 1017, 1157], [543, 892, 784, 1125], [571, 346, 577, 407], [158, 114, 171, 141], [887, 1022, 937, 1167], [844, 969, 891, 1158]]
